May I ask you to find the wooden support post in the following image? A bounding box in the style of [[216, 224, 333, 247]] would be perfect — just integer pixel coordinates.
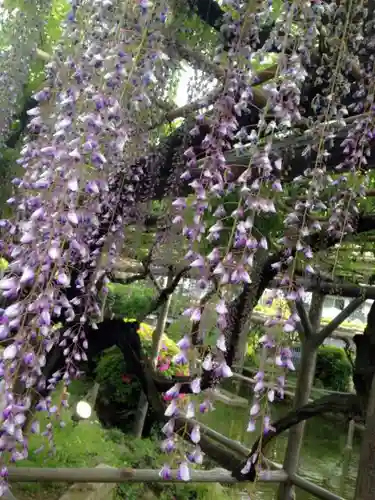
[[278, 293, 364, 500], [277, 292, 324, 500], [294, 299, 313, 340], [151, 269, 174, 366], [132, 391, 150, 439], [340, 419, 355, 496], [133, 271, 173, 438], [354, 373, 375, 500], [91, 382, 100, 407]]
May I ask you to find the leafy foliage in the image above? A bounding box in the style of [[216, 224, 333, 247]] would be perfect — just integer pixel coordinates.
[[314, 346, 352, 392], [106, 282, 156, 318], [94, 319, 187, 433], [26, 0, 70, 95]]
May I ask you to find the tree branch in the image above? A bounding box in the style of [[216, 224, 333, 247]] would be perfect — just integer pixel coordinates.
[[109, 238, 160, 287], [151, 86, 222, 130], [147, 271, 162, 292], [286, 299, 305, 340], [343, 337, 355, 369], [186, 0, 225, 31], [5, 96, 37, 149], [185, 0, 275, 51], [139, 266, 190, 321], [111, 273, 147, 285], [164, 34, 225, 79], [232, 393, 361, 481], [164, 33, 276, 109], [295, 299, 313, 339]]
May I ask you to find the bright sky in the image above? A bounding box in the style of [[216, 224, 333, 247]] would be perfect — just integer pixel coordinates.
[[175, 65, 193, 107], [174, 63, 217, 107]]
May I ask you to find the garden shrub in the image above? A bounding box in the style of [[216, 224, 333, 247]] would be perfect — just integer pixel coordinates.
[[97, 282, 190, 432], [242, 342, 352, 393], [244, 349, 258, 369], [106, 281, 192, 322], [242, 325, 268, 369], [106, 282, 156, 318], [254, 297, 291, 318], [314, 345, 352, 392], [94, 319, 188, 434]]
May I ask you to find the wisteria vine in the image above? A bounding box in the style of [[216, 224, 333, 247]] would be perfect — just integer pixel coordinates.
[[0, 0, 372, 495]]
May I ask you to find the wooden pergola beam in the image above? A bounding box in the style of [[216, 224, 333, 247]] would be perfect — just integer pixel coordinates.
[[7, 466, 287, 484], [114, 263, 375, 301]]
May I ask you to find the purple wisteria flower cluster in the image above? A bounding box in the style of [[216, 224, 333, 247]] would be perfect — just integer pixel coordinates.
[[168, 0, 311, 465], [0, 1, 50, 143], [0, 0, 173, 490], [167, 0, 375, 480], [0, 0, 372, 492]]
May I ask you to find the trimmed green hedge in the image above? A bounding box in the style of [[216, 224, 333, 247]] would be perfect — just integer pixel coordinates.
[[106, 282, 156, 318], [244, 344, 353, 393], [314, 345, 352, 392]]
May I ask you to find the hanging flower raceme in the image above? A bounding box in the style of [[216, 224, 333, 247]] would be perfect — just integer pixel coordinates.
[[170, 1, 315, 453], [0, 0, 173, 481], [276, 2, 370, 297], [0, 0, 370, 490], [166, 0, 299, 478], [251, 1, 375, 442], [0, 1, 51, 144]]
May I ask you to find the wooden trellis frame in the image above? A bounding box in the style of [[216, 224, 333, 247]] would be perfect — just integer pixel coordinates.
[[7, 285, 373, 500], [5, 464, 343, 500], [7, 466, 286, 484]]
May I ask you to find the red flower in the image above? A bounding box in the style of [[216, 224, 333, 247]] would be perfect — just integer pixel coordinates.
[[121, 374, 132, 383]]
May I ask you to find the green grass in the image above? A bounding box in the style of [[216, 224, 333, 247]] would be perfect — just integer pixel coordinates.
[[12, 419, 236, 500], [10, 382, 235, 500], [11, 403, 127, 499]]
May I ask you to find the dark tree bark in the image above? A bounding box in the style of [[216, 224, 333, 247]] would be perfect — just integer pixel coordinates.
[[353, 303, 375, 414], [354, 374, 375, 500], [186, 0, 275, 51]]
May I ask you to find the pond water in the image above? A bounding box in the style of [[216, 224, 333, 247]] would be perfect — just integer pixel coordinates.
[[198, 382, 360, 499]]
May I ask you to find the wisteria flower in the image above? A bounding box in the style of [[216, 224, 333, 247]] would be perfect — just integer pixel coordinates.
[[178, 461, 190, 482]]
